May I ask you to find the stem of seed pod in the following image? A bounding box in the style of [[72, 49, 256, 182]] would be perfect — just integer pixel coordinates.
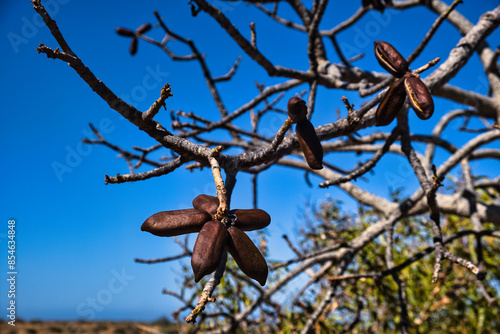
[[209, 146, 228, 220], [270, 117, 293, 151], [413, 57, 440, 75]]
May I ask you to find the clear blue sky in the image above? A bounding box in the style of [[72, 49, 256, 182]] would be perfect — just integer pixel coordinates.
[[1, 0, 499, 322]]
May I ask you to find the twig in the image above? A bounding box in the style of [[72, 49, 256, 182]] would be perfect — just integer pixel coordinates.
[[442, 250, 482, 278], [249, 22, 257, 49], [474, 175, 500, 190], [328, 229, 499, 283], [83, 123, 164, 169], [135, 251, 190, 264], [406, 0, 462, 65], [300, 285, 336, 334], [359, 76, 393, 97], [175, 110, 271, 142], [271, 242, 345, 271], [428, 165, 445, 283], [324, 6, 367, 36], [461, 159, 486, 278], [306, 0, 328, 71], [252, 174, 258, 209], [397, 111, 447, 282], [307, 80, 318, 119], [180, 79, 302, 138], [143, 84, 172, 120], [254, 3, 307, 32], [104, 156, 185, 184], [330, 34, 351, 68], [213, 56, 243, 82], [32, 0, 75, 56], [319, 125, 401, 187], [291, 260, 333, 306], [282, 234, 302, 257], [424, 6, 500, 91], [153, 10, 231, 120], [412, 57, 441, 75], [385, 226, 409, 334]]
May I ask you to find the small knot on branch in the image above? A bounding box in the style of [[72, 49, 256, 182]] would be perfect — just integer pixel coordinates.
[[210, 145, 223, 158], [105, 174, 121, 185]]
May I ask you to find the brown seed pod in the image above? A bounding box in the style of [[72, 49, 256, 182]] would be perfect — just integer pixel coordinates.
[[287, 97, 308, 123], [374, 41, 409, 78], [115, 27, 135, 37], [376, 78, 407, 126], [191, 220, 228, 282], [296, 120, 323, 170], [404, 74, 434, 120], [129, 37, 138, 56], [141, 209, 211, 237], [136, 23, 152, 34], [231, 209, 271, 231], [192, 194, 219, 216], [226, 226, 268, 286]]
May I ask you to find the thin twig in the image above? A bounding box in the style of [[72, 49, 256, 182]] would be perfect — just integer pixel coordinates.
[[249, 22, 257, 48], [213, 56, 243, 82], [385, 226, 409, 334], [320, 126, 401, 187], [105, 156, 185, 184], [135, 251, 190, 264], [406, 0, 462, 65], [282, 234, 303, 257], [143, 84, 173, 120]]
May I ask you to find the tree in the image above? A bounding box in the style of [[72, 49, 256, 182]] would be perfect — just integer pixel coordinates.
[[32, 0, 500, 332]]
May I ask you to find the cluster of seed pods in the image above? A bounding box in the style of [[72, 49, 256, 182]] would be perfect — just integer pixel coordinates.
[[141, 195, 270, 286], [374, 41, 435, 126], [115, 23, 152, 56], [288, 97, 323, 170]]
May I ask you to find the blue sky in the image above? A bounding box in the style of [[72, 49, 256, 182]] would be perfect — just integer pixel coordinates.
[[1, 0, 499, 323]]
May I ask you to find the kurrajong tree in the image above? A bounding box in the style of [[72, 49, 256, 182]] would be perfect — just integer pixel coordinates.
[[33, 0, 500, 333]]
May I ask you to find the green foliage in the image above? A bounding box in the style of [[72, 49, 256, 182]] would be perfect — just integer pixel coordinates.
[[168, 175, 500, 333], [279, 197, 500, 333]]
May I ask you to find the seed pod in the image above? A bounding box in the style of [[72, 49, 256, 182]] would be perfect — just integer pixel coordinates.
[[296, 120, 323, 170], [376, 78, 407, 126], [226, 226, 268, 286], [374, 41, 409, 78], [287, 97, 308, 123], [192, 194, 219, 216], [404, 74, 434, 120], [231, 209, 271, 231], [191, 220, 228, 282], [141, 209, 211, 237], [129, 37, 138, 56], [115, 27, 135, 37], [136, 23, 152, 34]]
